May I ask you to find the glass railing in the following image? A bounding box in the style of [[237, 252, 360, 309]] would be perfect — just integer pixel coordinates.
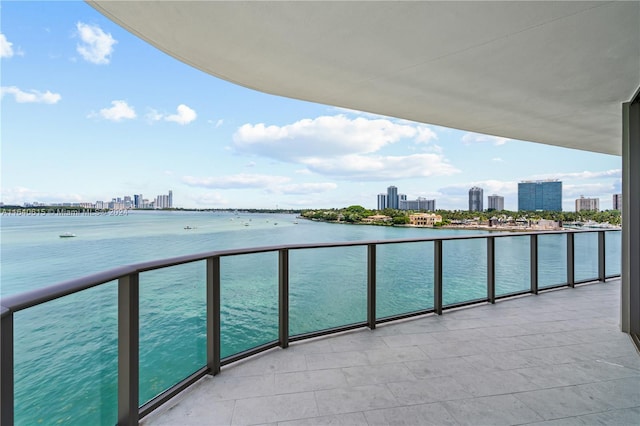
[[0, 229, 621, 425]]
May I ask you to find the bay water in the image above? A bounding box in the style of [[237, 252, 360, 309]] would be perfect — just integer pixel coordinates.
[[0, 210, 621, 424]]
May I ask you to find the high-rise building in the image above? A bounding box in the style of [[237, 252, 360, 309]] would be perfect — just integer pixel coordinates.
[[575, 196, 599, 212], [399, 197, 436, 211], [156, 194, 170, 209], [613, 193, 622, 211], [518, 180, 562, 211], [487, 194, 504, 211], [387, 186, 398, 209], [468, 187, 483, 211], [134, 194, 143, 209], [377, 194, 387, 210], [168, 190, 173, 208]]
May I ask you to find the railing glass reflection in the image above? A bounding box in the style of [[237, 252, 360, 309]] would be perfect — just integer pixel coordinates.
[[538, 234, 568, 288], [139, 262, 206, 405], [495, 235, 530, 296], [376, 242, 434, 319], [14, 282, 118, 425], [290, 247, 367, 336]]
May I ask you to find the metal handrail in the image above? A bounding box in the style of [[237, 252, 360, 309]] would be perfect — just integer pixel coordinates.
[[0, 228, 621, 425]]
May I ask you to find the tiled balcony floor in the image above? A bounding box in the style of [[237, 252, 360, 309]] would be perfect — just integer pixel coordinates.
[[142, 280, 640, 425]]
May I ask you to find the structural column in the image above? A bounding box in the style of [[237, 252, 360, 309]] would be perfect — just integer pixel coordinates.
[[621, 91, 640, 340]]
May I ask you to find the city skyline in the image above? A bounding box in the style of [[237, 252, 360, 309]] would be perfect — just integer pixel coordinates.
[[1, 2, 622, 211]]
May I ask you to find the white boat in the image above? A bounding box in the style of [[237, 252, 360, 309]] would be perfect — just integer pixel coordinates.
[[59, 233, 76, 238]]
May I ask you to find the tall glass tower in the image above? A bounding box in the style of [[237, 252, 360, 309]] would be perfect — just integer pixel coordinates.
[[387, 186, 398, 209], [377, 193, 387, 210], [518, 180, 562, 211], [468, 187, 483, 211], [487, 194, 504, 211]]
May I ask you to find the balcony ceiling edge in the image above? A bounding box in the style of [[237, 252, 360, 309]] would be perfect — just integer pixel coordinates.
[[88, 1, 640, 156]]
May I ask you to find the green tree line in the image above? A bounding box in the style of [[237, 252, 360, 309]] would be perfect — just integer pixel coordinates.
[[301, 206, 621, 226]]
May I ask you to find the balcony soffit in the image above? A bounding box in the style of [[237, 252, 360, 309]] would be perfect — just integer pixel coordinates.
[[88, 1, 640, 156]]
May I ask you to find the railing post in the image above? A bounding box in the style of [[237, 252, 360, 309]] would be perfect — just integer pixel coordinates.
[[367, 244, 377, 329], [434, 240, 443, 314], [598, 231, 606, 282], [118, 273, 139, 426], [279, 249, 289, 349], [567, 232, 575, 288], [207, 256, 221, 375], [487, 237, 495, 304], [530, 235, 538, 295], [1, 307, 14, 426]]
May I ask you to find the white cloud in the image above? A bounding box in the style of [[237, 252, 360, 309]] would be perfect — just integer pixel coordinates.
[[1, 34, 14, 58], [76, 22, 117, 64], [462, 132, 510, 146], [269, 182, 337, 195], [146, 109, 163, 122], [190, 192, 229, 207], [1, 86, 61, 104], [165, 104, 197, 125], [563, 183, 617, 198], [93, 100, 136, 122], [303, 153, 459, 180], [532, 169, 621, 181], [148, 104, 197, 125], [215, 119, 224, 128], [233, 115, 437, 160], [231, 115, 448, 181], [245, 161, 256, 168], [0, 187, 84, 205], [439, 180, 518, 198], [182, 174, 337, 196], [492, 157, 504, 162], [182, 174, 290, 189]]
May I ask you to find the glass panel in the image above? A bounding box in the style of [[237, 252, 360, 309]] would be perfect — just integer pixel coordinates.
[[538, 234, 567, 288], [574, 232, 598, 282], [220, 252, 278, 358], [14, 281, 118, 424], [139, 262, 206, 405], [289, 246, 366, 336], [606, 230, 622, 276], [442, 239, 486, 305], [495, 236, 530, 296], [376, 242, 433, 319]]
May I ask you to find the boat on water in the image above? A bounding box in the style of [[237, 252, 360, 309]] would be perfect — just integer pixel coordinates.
[[59, 233, 76, 238], [184, 226, 194, 230]]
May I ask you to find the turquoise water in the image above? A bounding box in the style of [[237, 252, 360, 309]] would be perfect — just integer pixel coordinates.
[[0, 211, 621, 425]]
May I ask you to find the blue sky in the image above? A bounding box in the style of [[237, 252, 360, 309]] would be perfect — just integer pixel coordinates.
[[1, 1, 622, 211]]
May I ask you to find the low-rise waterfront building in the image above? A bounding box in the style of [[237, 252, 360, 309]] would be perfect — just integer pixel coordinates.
[[361, 214, 392, 223], [408, 213, 442, 226]]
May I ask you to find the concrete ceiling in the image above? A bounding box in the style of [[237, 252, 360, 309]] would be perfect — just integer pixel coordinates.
[[89, 1, 639, 156]]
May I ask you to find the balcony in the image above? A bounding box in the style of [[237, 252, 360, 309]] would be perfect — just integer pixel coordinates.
[[1, 229, 637, 425], [143, 278, 639, 425]]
